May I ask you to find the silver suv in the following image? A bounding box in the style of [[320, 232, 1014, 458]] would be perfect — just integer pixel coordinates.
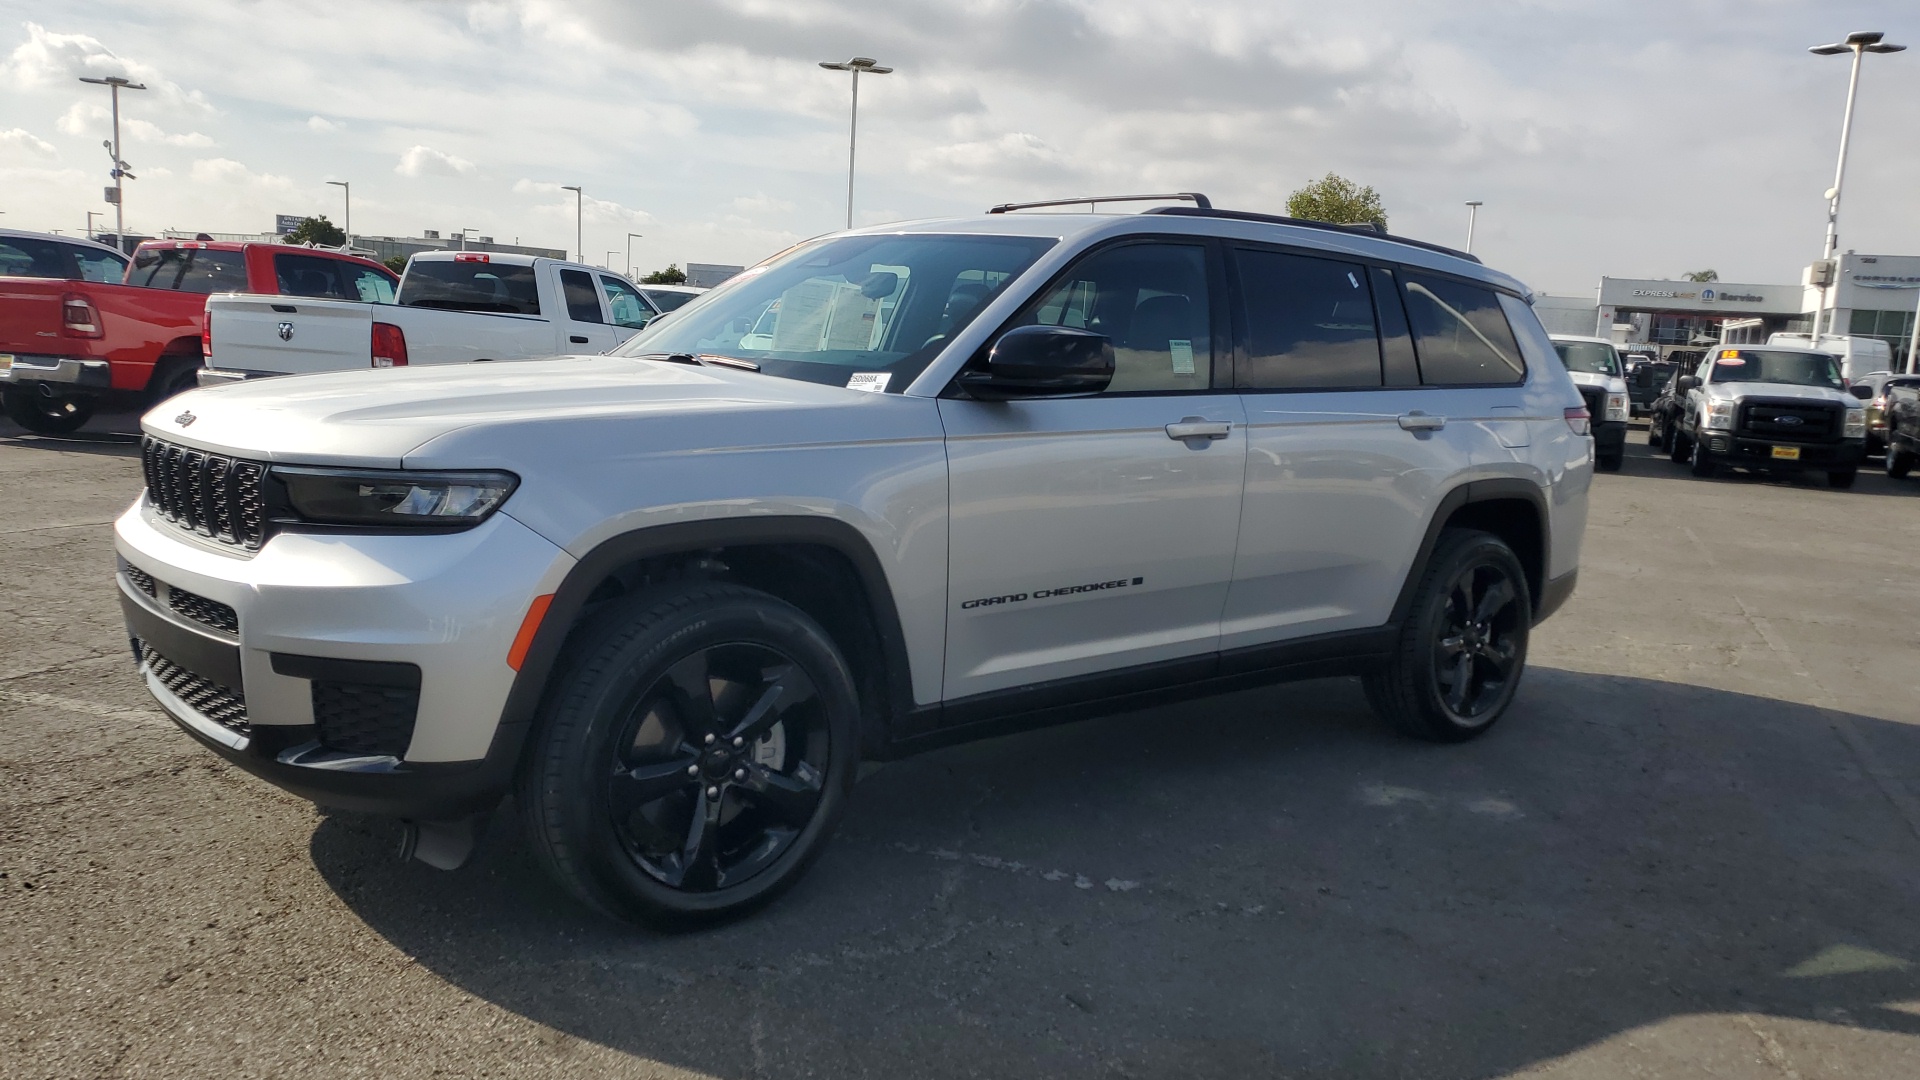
[[116, 194, 1593, 925]]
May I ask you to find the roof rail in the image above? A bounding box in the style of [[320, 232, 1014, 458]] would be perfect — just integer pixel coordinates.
[[987, 192, 1212, 214], [1142, 206, 1480, 264]]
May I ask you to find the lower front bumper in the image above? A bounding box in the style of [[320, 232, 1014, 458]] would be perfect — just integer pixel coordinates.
[[1594, 421, 1628, 456], [0, 354, 111, 394], [1697, 434, 1865, 472]]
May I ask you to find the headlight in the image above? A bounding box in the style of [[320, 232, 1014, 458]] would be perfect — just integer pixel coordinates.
[[1704, 399, 1736, 431], [274, 467, 518, 527], [1605, 393, 1629, 423], [1844, 409, 1866, 439]]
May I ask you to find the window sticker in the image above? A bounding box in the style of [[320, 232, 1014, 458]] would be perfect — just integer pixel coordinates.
[[1169, 339, 1196, 375], [1346, 271, 1360, 289], [846, 371, 890, 393]]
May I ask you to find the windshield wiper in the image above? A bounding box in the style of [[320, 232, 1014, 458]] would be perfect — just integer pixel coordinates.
[[696, 354, 761, 372]]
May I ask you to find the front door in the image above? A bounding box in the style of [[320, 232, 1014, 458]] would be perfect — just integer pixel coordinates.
[[939, 240, 1246, 701]]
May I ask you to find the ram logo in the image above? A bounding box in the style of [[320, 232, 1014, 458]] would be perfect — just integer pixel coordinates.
[[277, 321, 295, 342]]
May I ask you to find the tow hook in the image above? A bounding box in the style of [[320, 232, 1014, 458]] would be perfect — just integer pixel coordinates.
[[398, 812, 488, 870]]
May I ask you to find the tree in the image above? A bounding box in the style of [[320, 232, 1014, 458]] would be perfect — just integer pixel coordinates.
[[282, 215, 346, 247], [1683, 269, 1719, 282], [383, 255, 407, 275], [642, 263, 688, 285], [1285, 173, 1388, 229]]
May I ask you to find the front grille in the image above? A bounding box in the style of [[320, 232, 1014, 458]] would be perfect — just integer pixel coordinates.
[[167, 587, 239, 634], [1737, 399, 1842, 442], [311, 682, 419, 758], [123, 562, 156, 597], [143, 644, 249, 736], [141, 436, 269, 549], [1578, 386, 1605, 417]]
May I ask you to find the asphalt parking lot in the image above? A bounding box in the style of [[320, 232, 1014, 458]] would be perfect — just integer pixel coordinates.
[[3, 412, 1918, 1080]]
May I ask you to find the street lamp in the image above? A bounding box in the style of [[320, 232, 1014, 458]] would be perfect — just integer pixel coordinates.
[[606, 250, 620, 270], [85, 211, 101, 241], [79, 75, 147, 252], [560, 185, 583, 261], [1807, 30, 1905, 344], [326, 180, 350, 242], [626, 232, 644, 278], [818, 57, 893, 230], [1464, 201, 1483, 254], [457, 227, 477, 252]]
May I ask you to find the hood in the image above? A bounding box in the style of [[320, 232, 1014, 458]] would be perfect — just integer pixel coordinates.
[[1565, 370, 1626, 393], [142, 356, 890, 466], [1704, 381, 1857, 407]]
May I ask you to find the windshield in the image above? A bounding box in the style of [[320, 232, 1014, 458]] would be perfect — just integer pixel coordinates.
[[1553, 340, 1621, 377], [126, 248, 248, 293], [613, 233, 1057, 389], [399, 260, 541, 314], [641, 288, 698, 312], [1707, 349, 1842, 388]]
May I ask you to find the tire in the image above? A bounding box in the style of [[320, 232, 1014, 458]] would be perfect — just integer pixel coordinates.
[[1888, 440, 1915, 479], [2, 389, 94, 435], [1827, 469, 1857, 490], [1668, 427, 1691, 464], [1363, 529, 1531, 743], [1689, 435, 1716, 478], [1648, 422, 1665, 450], [517, 582, 861, 927], [1597, 450, 1623, 472], [147, 359, 202, 405]]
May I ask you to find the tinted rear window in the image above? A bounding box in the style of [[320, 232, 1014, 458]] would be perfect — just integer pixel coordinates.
[[0, 237, 123, 280], [1401, 273, 1525, 385], [127, 248, 249, 293], [1234, 247, 1382, 389], [398, 260, 542, 314]]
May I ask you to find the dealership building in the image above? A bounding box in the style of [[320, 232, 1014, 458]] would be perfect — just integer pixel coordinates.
[[1533, 252, 1920, 369]]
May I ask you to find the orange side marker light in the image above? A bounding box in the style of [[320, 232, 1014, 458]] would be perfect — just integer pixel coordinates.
[[507, 593, 555, 671]]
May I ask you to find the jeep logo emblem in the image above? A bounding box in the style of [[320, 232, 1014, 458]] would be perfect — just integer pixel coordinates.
[[277, 321, 295, 342], [175, 410, 196, 427]]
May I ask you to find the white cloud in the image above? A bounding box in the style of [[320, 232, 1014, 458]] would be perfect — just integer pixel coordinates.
[[307, 116, 341, 133], [731, 193, 797, 215], [56, 102, 214, 147], [395, 144, 476, 177], [1, 21, 211, 111], [0, 128, 57, 157]]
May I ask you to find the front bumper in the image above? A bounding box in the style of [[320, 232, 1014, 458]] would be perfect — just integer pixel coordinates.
[[1594, 420, 1628, 455], [0, 354, 111, 394], [115, 498, 574, 818], [1696, 434, 1865, 472]]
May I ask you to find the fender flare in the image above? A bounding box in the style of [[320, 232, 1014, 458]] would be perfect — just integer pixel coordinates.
[[1387, 478, 1551, 627]]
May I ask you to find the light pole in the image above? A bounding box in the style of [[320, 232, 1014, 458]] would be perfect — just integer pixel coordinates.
[[1807, 30, 1905, 344], [85, 211, 101, 240], [560, 185, 583, 261], [626, 232, 644, 278], [326, 180, 350, 242], [457, 227, 477, 252], [1464, 201, 1483, 254], [818, 57, 893, 230], [606, 250, 620, 270], [79, 75, 147, 251]]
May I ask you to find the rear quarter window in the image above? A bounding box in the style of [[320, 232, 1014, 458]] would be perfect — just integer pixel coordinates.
[[127, 248, 249, 293], [1402, 272, 1525, 386]]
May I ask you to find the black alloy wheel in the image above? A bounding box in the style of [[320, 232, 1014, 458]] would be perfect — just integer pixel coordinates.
[[518, 583, 859, 927], [2, 388, 94, 435], [1364, 528, 1530, 742]]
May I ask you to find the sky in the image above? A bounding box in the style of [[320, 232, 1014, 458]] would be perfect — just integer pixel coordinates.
[[2, 0, 1917, 295]]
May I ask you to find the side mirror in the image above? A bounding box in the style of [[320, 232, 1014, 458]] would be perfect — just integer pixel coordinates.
[[1676, 375, 1700, 391], [1848, 385, 1874, 400], [957, 325, 1114, 401]]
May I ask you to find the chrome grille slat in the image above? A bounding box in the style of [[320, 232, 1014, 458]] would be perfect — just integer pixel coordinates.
[[141, 436, 268, 549]]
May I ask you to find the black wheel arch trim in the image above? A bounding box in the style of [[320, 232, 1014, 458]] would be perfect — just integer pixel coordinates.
[[1388, 478, 1552, 629]]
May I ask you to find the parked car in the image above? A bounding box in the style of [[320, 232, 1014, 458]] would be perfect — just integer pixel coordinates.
[[0, 227, 129, 282], [1846, 370, 1917, 456], [0, 238, 395, 433], [1662, 344, 1865, 487], [118, 194, 1591, 925], [1767, 332, 1892, 382], [1626, 356, 1676, 418], [638, 283, 706, 313], [200, 252, 662, 382], [1884, 376, 1920, 479], [1549, 335, 1628, 470]]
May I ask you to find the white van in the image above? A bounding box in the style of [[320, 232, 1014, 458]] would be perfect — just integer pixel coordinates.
[[1767, 332, 1892, 381]]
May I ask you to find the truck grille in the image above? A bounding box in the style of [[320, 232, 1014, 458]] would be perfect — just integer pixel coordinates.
[[141, 436, 269, 549], [1737, 399, 1842, 442], [1577, 386, 1605, 418], [143, 643, 250, 736]]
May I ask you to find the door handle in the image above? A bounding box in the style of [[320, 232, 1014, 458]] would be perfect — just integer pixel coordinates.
[[1398, 411, 1447, 431], [1165, 418, 1232, 441], [569, 335, 590, 344]]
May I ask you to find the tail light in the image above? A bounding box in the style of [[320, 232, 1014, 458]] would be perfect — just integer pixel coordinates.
[[62, 293, 102, 338], [201, 306, 213, 362], [453, 253, 491, 263], [1564, 406, 1591, 436], [371, 322, 408, 367]]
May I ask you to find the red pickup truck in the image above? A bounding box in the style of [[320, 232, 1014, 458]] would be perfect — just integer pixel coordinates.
[[0, 237, 397, 433]]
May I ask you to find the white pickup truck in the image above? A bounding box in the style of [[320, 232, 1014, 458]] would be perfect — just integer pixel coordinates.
[[199, 252, 670, 381]]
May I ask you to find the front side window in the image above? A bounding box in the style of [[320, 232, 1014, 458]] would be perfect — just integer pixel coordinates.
[[1552, 339, 1622, 377], [614, 233, 1056, 389], [1707, 348, 1842, 389], [126, 248, 249, 293], [560, 269, 605, 323], [397, 260, 541, 314], [599, 275, 656, 329], [1402, 272, 1525, 385], [1234, 248, 1381, 389], [1014, 242, 1212, 393]]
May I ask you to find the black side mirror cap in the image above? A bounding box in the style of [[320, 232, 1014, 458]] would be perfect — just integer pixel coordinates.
[[1676, 375, 1701, 390], [957, 325, 1115, 401]]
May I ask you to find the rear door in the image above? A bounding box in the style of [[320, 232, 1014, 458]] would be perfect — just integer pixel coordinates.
[[939, 239, 1247, 700]]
